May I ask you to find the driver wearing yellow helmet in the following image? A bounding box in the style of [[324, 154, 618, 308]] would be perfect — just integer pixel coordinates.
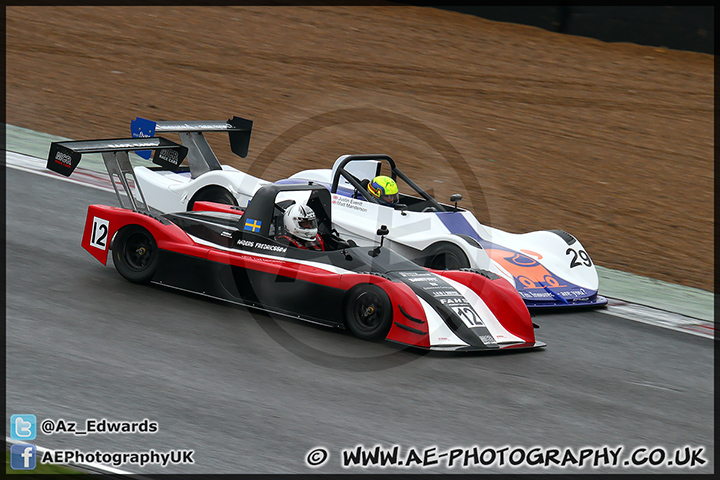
[[367, 175, 400, 206]]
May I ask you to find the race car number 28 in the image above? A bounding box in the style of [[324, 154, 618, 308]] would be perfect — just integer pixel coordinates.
[[90, 217, 110, 250]]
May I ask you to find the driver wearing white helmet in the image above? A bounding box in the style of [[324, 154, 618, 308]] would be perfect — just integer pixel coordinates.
[[276, 203, 325, 251]]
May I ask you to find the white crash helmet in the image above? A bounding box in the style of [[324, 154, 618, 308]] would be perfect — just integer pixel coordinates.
[[283, 204, 318, 241]]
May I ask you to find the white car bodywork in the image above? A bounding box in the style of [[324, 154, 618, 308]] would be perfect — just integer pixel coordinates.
[[135, 164, 268, 214], [130, 118, 605, 309], [282, 155, 606, 309]]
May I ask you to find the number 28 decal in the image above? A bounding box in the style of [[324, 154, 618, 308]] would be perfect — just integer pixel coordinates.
[[566, 248, 592, 268], [90, 217, 110, 250]]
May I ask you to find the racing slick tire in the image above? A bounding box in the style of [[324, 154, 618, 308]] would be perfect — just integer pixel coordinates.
[[344, 284, 393, 341], [188, 186, 238, 211], [111, 225, 160, 284], [421, 242, 470, 270]]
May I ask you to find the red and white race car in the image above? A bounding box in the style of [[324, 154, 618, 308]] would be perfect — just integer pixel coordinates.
[[46, 136, 545, 352]]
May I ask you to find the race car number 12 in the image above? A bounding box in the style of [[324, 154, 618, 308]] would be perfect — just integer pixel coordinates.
[[90, 217, 110, 250], [450, 305, 484, 327]]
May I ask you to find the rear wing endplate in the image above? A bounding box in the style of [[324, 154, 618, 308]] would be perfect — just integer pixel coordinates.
[[47, 137, 188, 213], [131, 116, 253, 178]]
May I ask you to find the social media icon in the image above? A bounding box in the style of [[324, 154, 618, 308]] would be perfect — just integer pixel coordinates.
[[10, 414, 37, 441], [10, 443, 37, 470]]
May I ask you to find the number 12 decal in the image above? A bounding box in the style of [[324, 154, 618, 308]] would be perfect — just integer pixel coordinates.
[[450, 305, 485, 327], [566, 248, 592, 268], [90, 217, 110, 250]]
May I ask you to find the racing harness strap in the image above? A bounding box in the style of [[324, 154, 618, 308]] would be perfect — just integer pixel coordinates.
[[277, 234, 325, 251]]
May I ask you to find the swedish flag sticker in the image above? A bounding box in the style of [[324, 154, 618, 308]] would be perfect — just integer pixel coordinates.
[[244, 219, 262, 232]]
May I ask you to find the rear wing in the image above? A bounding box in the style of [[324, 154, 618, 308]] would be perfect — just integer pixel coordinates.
[[47, 137, 188, 213], [131, 116, 253, 178]]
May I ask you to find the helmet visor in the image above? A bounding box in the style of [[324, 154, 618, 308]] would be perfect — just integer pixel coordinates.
[[381, 193, 399, 205], [298, 218, 317, 229]]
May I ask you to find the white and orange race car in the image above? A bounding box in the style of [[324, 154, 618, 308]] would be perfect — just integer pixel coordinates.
[[127, 116, 607, 310]]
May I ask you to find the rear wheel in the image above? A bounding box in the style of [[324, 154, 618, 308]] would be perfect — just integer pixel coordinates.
[[112, 225, 159, 284], [188, 186, 237, 210], [422, 242, 470, 270], [344, 285, 393, 341]]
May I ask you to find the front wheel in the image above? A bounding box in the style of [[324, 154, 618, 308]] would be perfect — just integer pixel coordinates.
[[344, 284, 393, 341], [422, 242, 470, 270], [112, 225, 159, 284]]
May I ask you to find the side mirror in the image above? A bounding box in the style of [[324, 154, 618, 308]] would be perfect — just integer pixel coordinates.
[[371, 224, 390, 255], [450, 193, 462, 210], [394, 203, 408, 215]]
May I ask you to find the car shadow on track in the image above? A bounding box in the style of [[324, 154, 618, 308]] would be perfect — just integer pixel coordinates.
[[145, 282, 546, 368]]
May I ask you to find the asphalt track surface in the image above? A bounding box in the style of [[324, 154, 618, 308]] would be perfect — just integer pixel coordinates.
[[5, 167, 714, 474]]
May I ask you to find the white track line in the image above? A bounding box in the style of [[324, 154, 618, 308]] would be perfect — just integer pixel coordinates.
[[6, 150, 715, 340], [5, 151, 115, 193], [599, 300, 715, 340]]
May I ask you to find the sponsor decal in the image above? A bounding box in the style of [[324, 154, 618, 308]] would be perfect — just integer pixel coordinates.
[[477, 334, 496, 345], [408, 277, 438, 283], [47, 144, 81, 176], [518, 288, 588, 299], [504, 253, 540, 267], [431, 290, 460, 297], [152, 148, 182, 169], [130, 117, 157, 159], [438, 297, 467, 305], [398, 271, 433, 277], [54, 150, 73, 168], [156, 149, 180, 166]]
